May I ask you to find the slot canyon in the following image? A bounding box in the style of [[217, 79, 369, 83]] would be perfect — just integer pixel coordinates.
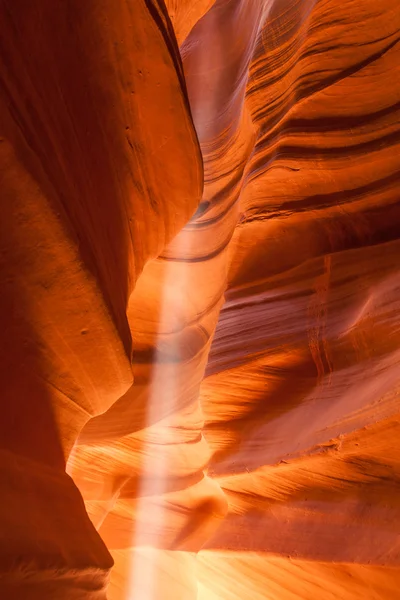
[[0, 0, 400, 598]]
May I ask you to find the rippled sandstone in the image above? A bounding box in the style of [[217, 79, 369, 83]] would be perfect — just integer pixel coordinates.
[[1, 0, 400, 599]]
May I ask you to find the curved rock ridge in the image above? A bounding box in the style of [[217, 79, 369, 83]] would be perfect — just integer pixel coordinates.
[[0, 0, 201, 597], [1, 0, 400, 599]]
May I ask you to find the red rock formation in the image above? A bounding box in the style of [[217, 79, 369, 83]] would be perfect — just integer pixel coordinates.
[[0, 0, 201, 596], [1, 0, 400, 598]]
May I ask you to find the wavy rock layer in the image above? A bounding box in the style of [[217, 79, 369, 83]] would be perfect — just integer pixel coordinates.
[[197, 0, 400, 597], [1, 0, 400, 599]]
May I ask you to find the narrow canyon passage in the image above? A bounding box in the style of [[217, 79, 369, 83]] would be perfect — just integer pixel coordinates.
[[1, 1, 400, 599], [68, 2, 269, 597]]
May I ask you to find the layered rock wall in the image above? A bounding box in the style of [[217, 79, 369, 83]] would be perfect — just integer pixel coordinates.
[[0, 0, 399, 598]]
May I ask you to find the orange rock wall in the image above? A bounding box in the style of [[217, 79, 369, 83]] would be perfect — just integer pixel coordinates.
[[0, 0, 400, 598]]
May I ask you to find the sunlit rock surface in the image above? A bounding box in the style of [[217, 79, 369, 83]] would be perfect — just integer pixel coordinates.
[[1, 0, 400, 598]]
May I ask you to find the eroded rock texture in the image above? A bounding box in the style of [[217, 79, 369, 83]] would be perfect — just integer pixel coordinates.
[[0, 0, 400, 598]]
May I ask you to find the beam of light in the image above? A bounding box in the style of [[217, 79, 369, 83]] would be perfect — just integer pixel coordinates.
[[125, 225, 197, 600]]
